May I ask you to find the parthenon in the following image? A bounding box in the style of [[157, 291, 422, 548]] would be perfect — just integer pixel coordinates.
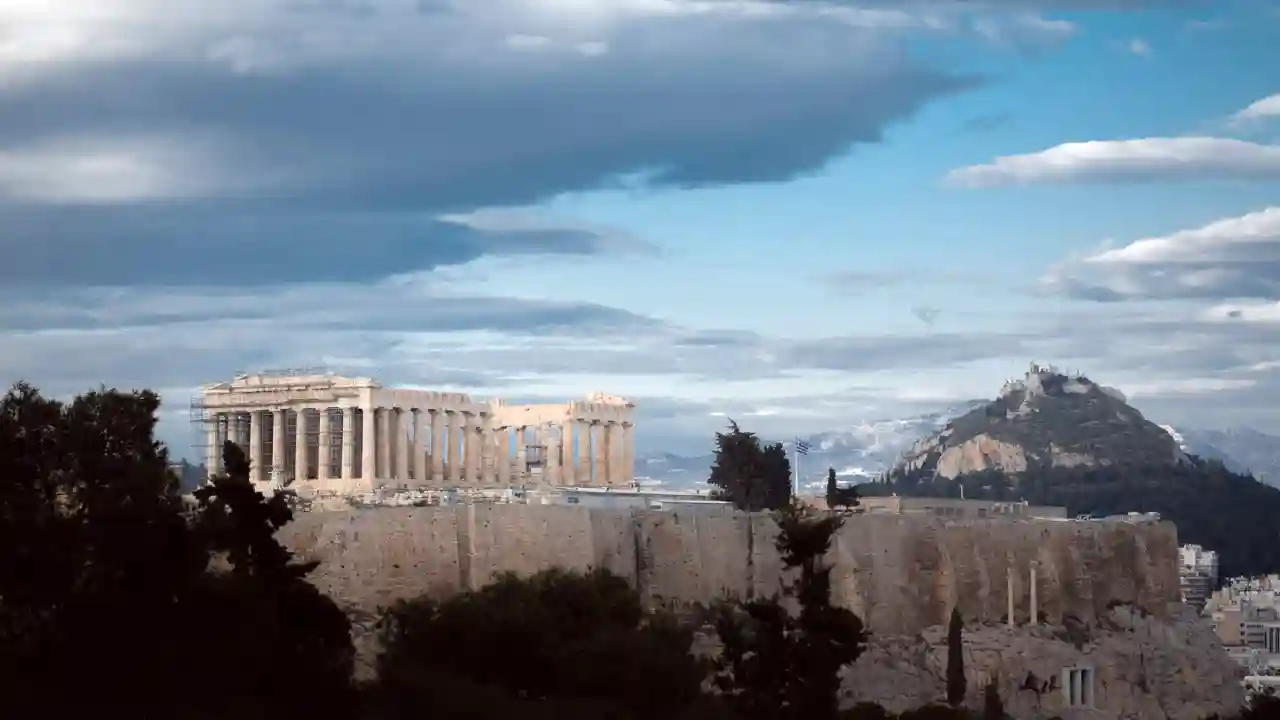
[[196, 372, 635, 494]]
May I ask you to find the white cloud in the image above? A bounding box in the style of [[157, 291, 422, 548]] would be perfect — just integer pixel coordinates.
[[948, 137, 1280, 187], [1043, 206, 1280, 302], [0, 132, 281, 203], [1126, 37, 1151, 57], [1229, 92, 1280, 128]]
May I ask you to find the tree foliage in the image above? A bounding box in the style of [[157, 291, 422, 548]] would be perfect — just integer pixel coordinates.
[[826, 467, 860, 511], [982, 681, 1004, 720], [0, 382, 355, 718], [367, 567, 716, 719], [708, 420, 792, 512], [712, 500, 868, 720], [946, 608, 965, 708]]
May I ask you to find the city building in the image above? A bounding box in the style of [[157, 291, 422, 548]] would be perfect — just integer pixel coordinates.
[[193, 371, 635, 496], [1180, 544, 1221, 610], [1206, 574, 1280, 674]]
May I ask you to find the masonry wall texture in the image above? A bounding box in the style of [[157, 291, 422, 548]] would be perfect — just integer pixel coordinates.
[[278, 505, 1181, 634]]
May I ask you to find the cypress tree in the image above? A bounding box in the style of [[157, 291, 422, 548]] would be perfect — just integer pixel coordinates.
[[946, 607, 966, 708]]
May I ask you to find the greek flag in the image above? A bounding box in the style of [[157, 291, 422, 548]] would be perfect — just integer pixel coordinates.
[[795, 439, 811, 456]]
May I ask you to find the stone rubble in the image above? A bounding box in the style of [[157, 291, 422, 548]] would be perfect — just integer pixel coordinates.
[[841, 604, 1244, 720]]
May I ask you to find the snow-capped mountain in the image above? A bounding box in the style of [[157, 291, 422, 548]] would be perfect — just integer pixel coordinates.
[[1159, 425, 1280, 487], [635, 400, 987, 492], [637, 403, 1280, 493]]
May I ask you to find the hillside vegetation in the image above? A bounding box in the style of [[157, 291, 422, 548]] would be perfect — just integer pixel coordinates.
[[879, 363, 1280, 581]]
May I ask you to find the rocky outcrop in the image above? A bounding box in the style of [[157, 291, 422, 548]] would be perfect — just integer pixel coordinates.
[[893, 362, 1189, 479], [935, 434, 1029, 479], [841, 605, 1244, 720]]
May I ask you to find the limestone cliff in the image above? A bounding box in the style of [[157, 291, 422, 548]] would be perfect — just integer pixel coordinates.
[[894, 362, 1189, 479], [841, 605, 1243, 720]]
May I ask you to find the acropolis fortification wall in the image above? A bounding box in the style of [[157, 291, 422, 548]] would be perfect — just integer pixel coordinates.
[[279, 506, 1180, 634]]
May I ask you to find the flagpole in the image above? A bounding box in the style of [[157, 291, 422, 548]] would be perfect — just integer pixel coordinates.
[[793, 441, 799, 499]]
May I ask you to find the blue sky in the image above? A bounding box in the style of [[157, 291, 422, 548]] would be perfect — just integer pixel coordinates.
[[1, 0, 1278, 457]]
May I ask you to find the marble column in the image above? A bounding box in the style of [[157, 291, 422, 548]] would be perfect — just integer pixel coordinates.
[[318, 408, 332, 481], [576, 419, 591, 485], [249, 411, 264, 483], [205, 417, 219, 479], [513, 426, 527, 480], [496, 426, 511, 486], [430, 409, 445, 486], [1007, 565, 1015, 627], [1030, 561, 1039, 625], [621, 421, 634, 486], [361, 406, 376, 484], [560, 420, 576, 486], [607, 422, 624, 486], [480, 415, 496, 486], [395, 409, 410, 485], [377, 408, 392, 482], [591, 421, 606, 486], [447, 411, 463, 486], [341, 407, 355, 482], [216, 415, 228, 473], [413, 409, 427, 487], [545, 425, 560, 486], [272, 409, 287, 481], [294, 409, 308, 483], [465, 412, 482, 486]]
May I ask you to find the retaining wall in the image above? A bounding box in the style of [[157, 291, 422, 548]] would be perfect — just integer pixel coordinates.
[[278, 505, 1179, 635]]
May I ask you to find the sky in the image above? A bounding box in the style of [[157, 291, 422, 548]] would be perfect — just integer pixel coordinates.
[[1, 0, 1279, 458]]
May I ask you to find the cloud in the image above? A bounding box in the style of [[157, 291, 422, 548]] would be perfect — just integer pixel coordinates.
[[1125, 38, 1152, 57], [948, 138, 1280, 187], [1043, 206, 1280, 302], [971, 13, 1077, 52], [1229, 92, 1280, 128], [0, 205, 648, 287], [911, 306, 941, 325], [0, 1, 973, 210], [0, 0, 992, 290]]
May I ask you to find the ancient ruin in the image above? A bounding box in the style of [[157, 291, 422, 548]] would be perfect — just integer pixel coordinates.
[[193, 371, 635, 494]]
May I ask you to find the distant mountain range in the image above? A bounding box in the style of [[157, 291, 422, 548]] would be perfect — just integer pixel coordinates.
[[1160, 426, 1280, 487], [636, 376, 1280, 492]]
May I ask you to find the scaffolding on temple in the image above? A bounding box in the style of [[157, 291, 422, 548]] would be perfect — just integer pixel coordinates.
[[188, 395, 215, 480]]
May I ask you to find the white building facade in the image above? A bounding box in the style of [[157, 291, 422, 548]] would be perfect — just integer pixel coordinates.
[[1180, 544, 1220, 610], [195, 372, 635, 495]]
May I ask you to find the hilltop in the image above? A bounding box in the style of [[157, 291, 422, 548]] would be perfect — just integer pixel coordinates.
[[893, 362, 1187, 479], [873, 363, 1280, 580]]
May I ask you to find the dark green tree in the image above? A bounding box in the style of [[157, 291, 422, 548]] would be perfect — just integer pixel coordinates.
[[712, 499, 868, 720], [983, 681, 1004, 720], [708, 420, 792, 512], [0, 382, 355, 718], [946, 608, 966, 708], [368, 567, 716, 719], [827, 468, 861, 511]]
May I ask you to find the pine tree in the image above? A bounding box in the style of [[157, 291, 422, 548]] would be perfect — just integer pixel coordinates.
[[946, 607, 966, 708], [708, 420, 792, 512], [826, 467, 838, 508], [712, 499, 868, 719]]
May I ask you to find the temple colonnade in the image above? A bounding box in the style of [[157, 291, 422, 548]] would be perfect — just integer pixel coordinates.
[[199, 373, 634, 493]]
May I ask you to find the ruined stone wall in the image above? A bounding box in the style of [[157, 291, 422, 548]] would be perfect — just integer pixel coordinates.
[[278, 506, 1180, 633]]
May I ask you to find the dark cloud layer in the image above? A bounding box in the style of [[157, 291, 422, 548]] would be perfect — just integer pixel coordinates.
[[0, 206, 625, 286]]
